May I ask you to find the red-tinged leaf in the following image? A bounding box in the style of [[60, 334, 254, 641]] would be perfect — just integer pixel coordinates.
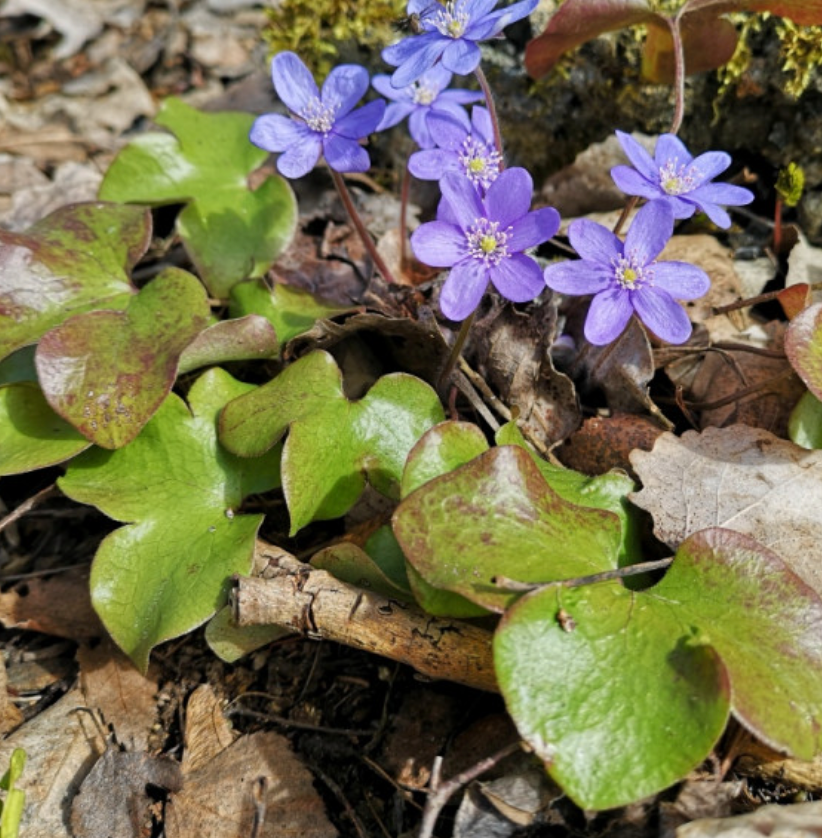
[[36, 268, 210, 449], [681, 0, 822, 26], [642, 14, 739, 83], [785, 302, 822, 402], [525, 0, 658, 79], [393, 446, 622, 613], [779, 283, 812, 320], [0, 202, 147, 362]]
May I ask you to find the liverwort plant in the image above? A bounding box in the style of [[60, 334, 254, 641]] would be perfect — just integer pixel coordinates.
[[409, 106, 501, 190], [382, 0, 540, 87], [372, 64, 484, 149], [412, 167, 559, 321], [611, 131, 755, 229], [250, 51, 385, 178], [544, 200, 710, 345]]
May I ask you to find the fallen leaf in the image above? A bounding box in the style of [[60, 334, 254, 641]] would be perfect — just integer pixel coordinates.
[[630, 425, 822, 592], [677, 799, 822, 838], [70, 749, 182, 838], [78, 638, 159, 751], [0, 654, 24, 735], [0, 687, 106, 838], [166, 731, 338, 838], [180, 685, 235, 776], [0, 568, 103, 640]]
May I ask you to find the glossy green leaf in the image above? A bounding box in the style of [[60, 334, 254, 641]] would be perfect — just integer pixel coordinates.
[[229, 279, 352, 347], [205, 606, 291, 663], [495, 422, 641, 566], [495, 527, 822, 809], [0, 383, 90, 475], [789, 390, 822, 449], [58, 368, 282, 671], [393, 446, 622, 613], [312, 540, 412, 601], [220, 350, 444, 534], [36, 268, 210, 449], [0, 202, 146, 361], [99, 97, 298, 298], [786, 302, 822, 402], [0, 348, 37, 386], [400, 421, 492, 617], [495, 577, 729, 810], [178, 315, 279, 374]]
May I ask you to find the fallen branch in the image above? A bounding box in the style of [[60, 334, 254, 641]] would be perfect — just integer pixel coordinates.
[[231, 543, 497, 692]]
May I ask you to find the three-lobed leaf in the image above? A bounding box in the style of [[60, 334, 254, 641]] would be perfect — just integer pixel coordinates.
[[219, 350, 444, 534], [98, 98, 298, 298], [495, 528, 822, 809], [58, 368, 282, 671], [0, 202, 146, 361]]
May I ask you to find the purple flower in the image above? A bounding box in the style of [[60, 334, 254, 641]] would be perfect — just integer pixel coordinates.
[[611, 131, 754, 229], [372, 64, 483, 149], [408, 106, 501, 189], [544, 201, 710, 345], [411, 167, 560, 320], [383, 0, 539, 88], [249, 52, 385, 179]]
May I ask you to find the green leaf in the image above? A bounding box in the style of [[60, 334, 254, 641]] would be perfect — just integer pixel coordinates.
[[495, 422, 641, 566], [36, 268, 210, 449], [786, 302, 822, 402], [178, 315, 279, 374], [312, 540, 412, 601], [0, 383, 90, 476], [0, 348, 37, 386], [219, 350, 444, 534], [229, 280, 352, 347], [0, 748, 26, 838], [789, 390, 822, 449], [0, 202, 147, 362], [205, 606, 291, 663], [393, 446, 623, 613], [400, 421, 492, 617], [494, 527, 822, 809], [495, 578, 729, 810], [99, 98, 297, 298], [58, 368, 282, 671]]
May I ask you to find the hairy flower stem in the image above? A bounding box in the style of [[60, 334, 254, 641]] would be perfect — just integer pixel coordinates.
[[439, 310, 477, 389], [667, 10, 687, 135], [612, 196, 639, 236], [400, 161, 412, 268], [474, 66, 504, 165], [331, 169, 399, 285]]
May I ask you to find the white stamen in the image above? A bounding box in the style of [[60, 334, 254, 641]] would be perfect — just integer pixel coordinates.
[[457, 136, 502, 190], [658, 157, 699, 196], [300, 96, 336, 134], [412, 81, 437, 106], [612, 250, 654, 289], [431, 1, 469, 38], [466, 218, 512, 266]]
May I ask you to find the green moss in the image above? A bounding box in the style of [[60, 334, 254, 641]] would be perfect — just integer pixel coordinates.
[[777, 19, 822, 99], [262, 0, 405, 77], [776, 162, 805, 207]]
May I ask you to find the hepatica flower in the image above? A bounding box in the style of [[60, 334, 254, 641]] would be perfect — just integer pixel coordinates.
[[383, 0, 540, 88], [408, 106, 500, 189], [372, 64, 483, 149], [250, 52, 385, 179], [611, 130, 754, 229], [544, 201, 710, 345], [412, 167, 560, 320]]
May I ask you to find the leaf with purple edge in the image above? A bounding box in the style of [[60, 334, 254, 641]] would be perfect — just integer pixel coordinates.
[[36, 268, 210, 450], [0, 202, 147, 362], [785, 302, 822, 403]]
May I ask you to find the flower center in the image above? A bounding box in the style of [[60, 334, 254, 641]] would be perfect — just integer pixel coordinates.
[[412, 82, 437, 106], [612, 251, 653, 289], [300, 96, 336, 135], [466, 218, 512, 266], [458, 137, 502, 190], [658, 158, 698, 196], [432, 1, 469, 39]]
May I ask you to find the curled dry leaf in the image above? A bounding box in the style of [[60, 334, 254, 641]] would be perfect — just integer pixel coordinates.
[[630, 425, 822, 593]]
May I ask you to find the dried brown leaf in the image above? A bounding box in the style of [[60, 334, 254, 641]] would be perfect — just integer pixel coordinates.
[[630, 425, 822, 592], [181, 684, 235, 776]]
